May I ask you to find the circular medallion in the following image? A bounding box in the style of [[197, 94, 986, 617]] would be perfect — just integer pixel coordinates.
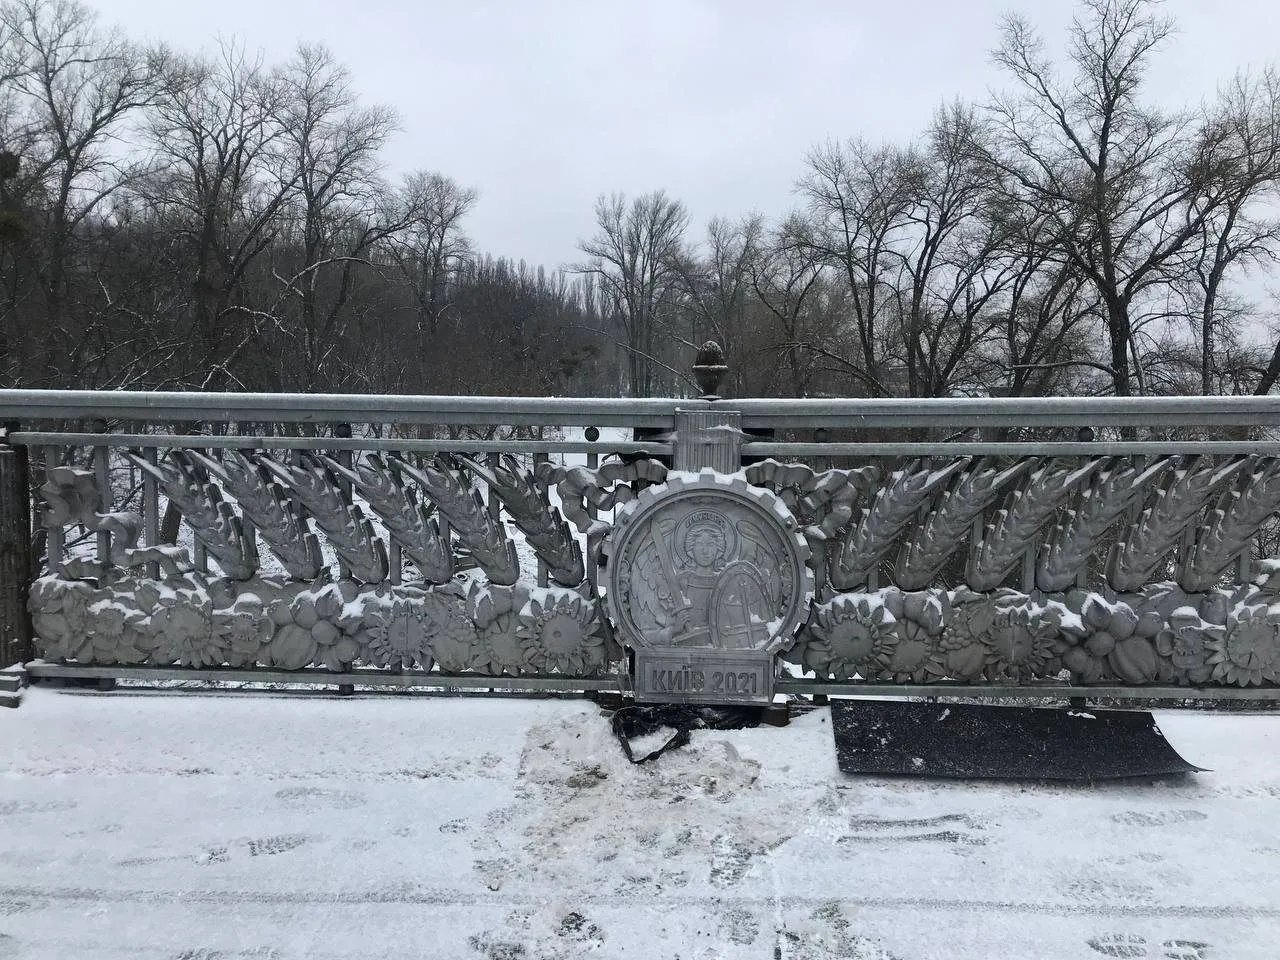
[[603, 471, 812, 653]]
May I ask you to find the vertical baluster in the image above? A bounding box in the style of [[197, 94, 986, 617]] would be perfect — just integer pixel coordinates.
[[143, 447, 160, 579], [0, 422, 32, 669], [968, 513, 985, 589], [388, 446, 405, 585], [1076, 427, 1095, 590], [389, 540, 402, 585], [184, 427, 208, 575], [437, 454, 452, 561], [486, 452, 502, 524], [1175, 453, 1203, 580], [186, 442, 208, 575], [1178, 520, 1197, 579], [585, 427, 599, 593], [811, 427, 833, 598], [485, 450, 503, 581], [92, 421, 111, 573], [534, 452, 549, 588], [812, 427, 831, 473], [1021, 543, 1037, 593], [1239, 547, 1253, 586], [44, 446, 63, 571], [287, 444, 314, 575], [241, 513, 258, 571], [335, 424, 353, 581], [334, 425, 356, 690]]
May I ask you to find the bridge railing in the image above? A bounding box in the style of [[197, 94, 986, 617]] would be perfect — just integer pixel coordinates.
[[4, 388, 1280, 699]]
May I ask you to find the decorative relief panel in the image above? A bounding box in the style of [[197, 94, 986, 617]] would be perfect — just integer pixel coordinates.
[[30, 573, 616, 677], [26, 445, 1280, 688]]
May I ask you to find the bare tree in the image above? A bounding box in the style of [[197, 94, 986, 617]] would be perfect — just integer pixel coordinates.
[[385, 170, 475, 336], [989, 0, 1231, 396], [0, 0, 168, 384], [673, 214, 760, 394], [883, 103, 1019, 397], [745, 215, 832, 397], [576, 190, 690, 396], [797, 138, 919, 393], [1188, 69, 1280, 394], [140, 40, 297, 388], [266, 43, 401, 391]]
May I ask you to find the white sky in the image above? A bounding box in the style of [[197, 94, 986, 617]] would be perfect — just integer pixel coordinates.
[[86, 0, 1279, 270]]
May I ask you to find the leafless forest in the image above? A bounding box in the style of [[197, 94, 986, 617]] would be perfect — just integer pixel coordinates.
[[1, 0, 1279, 401]]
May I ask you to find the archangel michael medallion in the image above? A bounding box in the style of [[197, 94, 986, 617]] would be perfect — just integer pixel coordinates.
[[604, 471, 812, 703]]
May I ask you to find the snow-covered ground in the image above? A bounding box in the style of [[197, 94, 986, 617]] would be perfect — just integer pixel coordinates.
[[2, 689, 1279, 959]]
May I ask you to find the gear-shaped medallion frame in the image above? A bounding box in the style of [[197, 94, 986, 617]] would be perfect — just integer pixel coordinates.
[[603, 470, 813, 703]]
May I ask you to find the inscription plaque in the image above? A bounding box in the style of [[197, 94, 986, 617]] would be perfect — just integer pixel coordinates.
[[604, 471, 811, 704], [634, 647, 774, 704]]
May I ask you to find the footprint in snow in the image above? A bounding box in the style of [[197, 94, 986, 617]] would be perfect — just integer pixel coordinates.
[[1086, 934, 1214, 959], [717, 905, 759, 945], [709, 834, 755, 888], [558, 910, 605, 949], [1162, 940, 1212, 960], [1109, 809, 1207, 827], [1087, 933, 1149, 958], [201, 835, 309, 864], [0, 799, 78, 815], [273, 786, 366, 810]]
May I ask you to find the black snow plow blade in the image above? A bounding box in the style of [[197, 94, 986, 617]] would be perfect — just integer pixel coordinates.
[[830, 699, 1204, 781]]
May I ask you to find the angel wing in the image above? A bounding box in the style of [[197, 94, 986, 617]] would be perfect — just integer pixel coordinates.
[[735, 519, 783, 607], [629, 535, 674, 637]]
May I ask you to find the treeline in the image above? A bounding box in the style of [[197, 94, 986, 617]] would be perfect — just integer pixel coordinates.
[[2, 0, 1279, 400]]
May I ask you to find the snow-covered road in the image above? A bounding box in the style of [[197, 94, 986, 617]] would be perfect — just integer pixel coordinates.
[[2, 688, 1278, 959]]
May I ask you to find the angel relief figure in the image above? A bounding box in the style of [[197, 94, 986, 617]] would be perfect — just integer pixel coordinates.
[[629, 505, 785, 649]]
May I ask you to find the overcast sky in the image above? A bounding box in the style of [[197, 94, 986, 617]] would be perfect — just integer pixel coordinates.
[[87, 0, 1278, 270]]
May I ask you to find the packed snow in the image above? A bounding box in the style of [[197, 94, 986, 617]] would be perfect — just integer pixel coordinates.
[[2, 688, 1279, 958]]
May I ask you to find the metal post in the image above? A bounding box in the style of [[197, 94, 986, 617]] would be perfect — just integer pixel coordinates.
[[0, 423, 32, 668], [675, 341, 741, 473], [673, 409, 742, 473]]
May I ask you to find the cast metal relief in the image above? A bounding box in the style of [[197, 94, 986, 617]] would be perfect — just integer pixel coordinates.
[[25, 440, 1280, 689], [600, 471, 811, 703], [604, 472, 811, 654]]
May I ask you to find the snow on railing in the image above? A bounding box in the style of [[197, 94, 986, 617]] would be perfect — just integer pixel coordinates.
[[3, 382, 1280, 698]]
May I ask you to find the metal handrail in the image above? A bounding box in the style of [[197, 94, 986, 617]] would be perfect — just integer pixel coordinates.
[[4, 389, 1280, 429], [13, 432, 1280, 459], [742, 441, 1280, 457], [6, 432, 672, 455], [0, 390, 695, 426]]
